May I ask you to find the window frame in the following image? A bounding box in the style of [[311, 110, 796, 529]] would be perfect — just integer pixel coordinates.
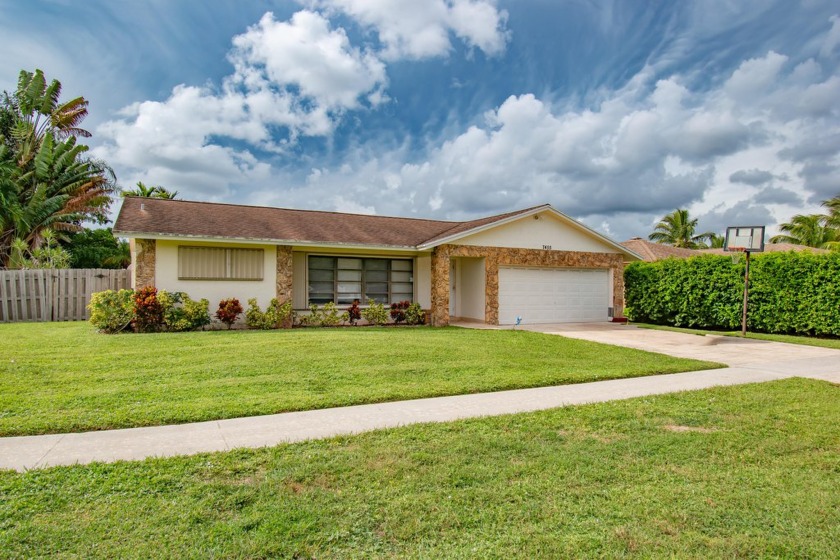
[[306, 255, 415, 306], [178, 246, 265, 281]]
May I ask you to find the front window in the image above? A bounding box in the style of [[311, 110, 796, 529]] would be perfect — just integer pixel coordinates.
[[308, 256, 413, 305]]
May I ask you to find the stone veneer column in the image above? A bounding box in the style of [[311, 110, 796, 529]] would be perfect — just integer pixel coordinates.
[[134, 239, 156, 289], [612, 261, 625, 319], [430, 245, 451, 326], [484, 255, 499, 325], [275, 245, 294, 328]]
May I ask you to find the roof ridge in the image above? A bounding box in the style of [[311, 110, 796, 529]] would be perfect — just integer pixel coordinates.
[[126, 196, 460, 225]]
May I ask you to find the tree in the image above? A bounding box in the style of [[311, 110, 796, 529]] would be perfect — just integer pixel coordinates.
[[8, 229, 70, 269], [648, 209, 714, 249], [63, 227, 130, 268], [0, 69, 117, 267], [769, 213, 838, 248], [824, 195, 840, 250], [707, 233, 725, 248], [122, 181, 178, 199]]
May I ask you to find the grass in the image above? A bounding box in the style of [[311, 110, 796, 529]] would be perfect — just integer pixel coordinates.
[[1, 378, 837, 558], [633, 322, 840, 350], [0, 322, 721, 437]]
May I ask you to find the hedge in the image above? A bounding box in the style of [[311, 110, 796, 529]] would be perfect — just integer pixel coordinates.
[[624, 252, 840, 337]]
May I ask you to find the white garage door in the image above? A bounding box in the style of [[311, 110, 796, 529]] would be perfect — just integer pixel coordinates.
[[498, 267, 610, 324]]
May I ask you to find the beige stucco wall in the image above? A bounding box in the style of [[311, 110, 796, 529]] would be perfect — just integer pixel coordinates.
[[155, 240, 278, 308], [455, 257, 485, 320], [415, 254, 432, 309], [455, 211, 615, 253]]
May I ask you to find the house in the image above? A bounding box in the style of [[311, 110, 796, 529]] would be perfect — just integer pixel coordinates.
[[621, 237, 830, 262], [113, 197, 641, 326]]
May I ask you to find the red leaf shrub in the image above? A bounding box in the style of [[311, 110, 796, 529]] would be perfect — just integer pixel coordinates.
[[133, 286, 164, 332], [216, 298, 243, 329]]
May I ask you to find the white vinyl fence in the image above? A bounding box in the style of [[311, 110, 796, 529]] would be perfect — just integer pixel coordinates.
[[0, 269, 130, 322]]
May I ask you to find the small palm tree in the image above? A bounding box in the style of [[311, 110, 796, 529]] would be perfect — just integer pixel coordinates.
[[649, 209, 713, 249], [769, 214, 838, 248], [122, 181, 178, 199]]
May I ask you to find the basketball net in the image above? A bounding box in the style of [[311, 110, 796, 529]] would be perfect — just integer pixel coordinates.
[[729, 246, 746, 264]]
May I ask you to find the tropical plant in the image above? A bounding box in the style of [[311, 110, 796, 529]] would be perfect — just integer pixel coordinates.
[[706, 233, 725, 249], [215, 298, 243, 329], [0, 69, 117, 267], [158, 291, 210, 332], [404, 302, 425, 325], [7, 228, 70, 269], [88, 289, 134, 333], [133, 286, 164, 333], [245, 298, 292, 329], [122, 181, 178, 199], [362, 299, 389, 326], [769, 214, 838, 249], [390, 300, 409, 323], [346, 300, 362, 325], [648, 209, 714, 249]]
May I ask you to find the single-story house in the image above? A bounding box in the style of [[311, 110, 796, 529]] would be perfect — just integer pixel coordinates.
[[113, 197, 641, 326], [620, 237, 830, 262]]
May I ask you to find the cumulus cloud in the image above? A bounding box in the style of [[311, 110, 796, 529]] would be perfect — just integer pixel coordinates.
[[95, 10, 388, 195], [308, 0, 509, 59]]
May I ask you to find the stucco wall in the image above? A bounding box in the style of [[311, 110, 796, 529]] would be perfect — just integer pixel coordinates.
[[154, 240, 278, 308], [456, 257, 485, 320], [415, 254, 432, 309], [455, 211, 615, 253], [431, 244, 625, 326]]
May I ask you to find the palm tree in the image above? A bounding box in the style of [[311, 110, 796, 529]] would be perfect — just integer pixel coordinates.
[[649, 209, 714, 249], [122, 181, 178, 199], [769, 214, 838, 248], [706, 233, 725, 248]]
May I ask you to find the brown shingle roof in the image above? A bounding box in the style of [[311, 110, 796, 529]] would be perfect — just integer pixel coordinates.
[[113, 197, 545, 248], [699, 243, 830, 255], [619, 238, 699, 262]]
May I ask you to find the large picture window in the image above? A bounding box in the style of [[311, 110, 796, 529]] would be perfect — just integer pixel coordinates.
[[178, 246, 264, 280], [308, 256, 413, 305]]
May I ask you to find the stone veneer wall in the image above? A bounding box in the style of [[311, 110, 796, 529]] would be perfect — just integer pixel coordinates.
[[431, 244, 625, 326], [275, 245, 294, 328], [134, 239, 156, 289]]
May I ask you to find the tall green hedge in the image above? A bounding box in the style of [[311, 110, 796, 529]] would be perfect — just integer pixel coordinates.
[[624, 252, 840, 336]]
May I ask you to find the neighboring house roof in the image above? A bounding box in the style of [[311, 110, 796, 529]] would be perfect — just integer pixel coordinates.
[[619, 238, 699, 262], [699, 243, 831, 255], [114, 197, 638, 257], [620, 238, 831, 262]]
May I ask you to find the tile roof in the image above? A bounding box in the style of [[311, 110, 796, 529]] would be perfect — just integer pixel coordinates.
[[113, 197, 545, 249], [619, 238, 699, 262], [699, 243, 830, 255]]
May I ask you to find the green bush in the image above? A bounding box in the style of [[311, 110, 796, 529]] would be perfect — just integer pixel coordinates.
[[625, 252, 840, 336], [405, 302, 425, 325], [245, 298, 292, 329], [158, 291, 210, 332], [88, 290, 134, 333], [362, 300, 389, 326]]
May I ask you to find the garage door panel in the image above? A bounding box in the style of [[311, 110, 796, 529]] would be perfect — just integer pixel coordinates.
[[498, 267, 609, 324]]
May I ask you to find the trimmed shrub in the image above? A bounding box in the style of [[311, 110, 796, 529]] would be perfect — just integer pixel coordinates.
[[215, 298, 243, 329], [362, 299, 389, 326], [158, 291, 210, 332], [245, 298, 292, 329], [624, 252, 840, 336], [133, 286, 164, 333], [405, 302, 425, 325], [390, 300, 409, 323], [88, 289, 134, 333], [346, 300, 362, 325]]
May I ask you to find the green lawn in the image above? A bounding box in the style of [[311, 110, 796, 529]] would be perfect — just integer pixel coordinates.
[[1, 378, 837, 558], [0, 322, 720, 437], [633, 322, 840, 350]]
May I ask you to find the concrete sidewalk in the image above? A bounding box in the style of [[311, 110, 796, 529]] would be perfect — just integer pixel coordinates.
[[2, 325, 838, 472]]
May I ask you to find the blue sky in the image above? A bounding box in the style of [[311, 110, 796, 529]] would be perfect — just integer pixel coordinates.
[[2, 0, 839, 241]]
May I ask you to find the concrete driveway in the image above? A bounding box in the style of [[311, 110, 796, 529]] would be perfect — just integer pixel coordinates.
[[513, 322, 840, 381]]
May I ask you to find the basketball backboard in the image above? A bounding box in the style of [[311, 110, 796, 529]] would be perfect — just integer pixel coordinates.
[[724, 226, 765, 252]]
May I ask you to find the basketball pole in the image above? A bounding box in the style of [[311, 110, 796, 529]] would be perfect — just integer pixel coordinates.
[[741, 250, 750, 337]]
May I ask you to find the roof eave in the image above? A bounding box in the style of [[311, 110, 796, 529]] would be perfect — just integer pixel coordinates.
[[113, 231, 425, 252]]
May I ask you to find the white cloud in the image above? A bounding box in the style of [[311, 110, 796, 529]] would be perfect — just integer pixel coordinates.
[[308, 0, 509, 59]]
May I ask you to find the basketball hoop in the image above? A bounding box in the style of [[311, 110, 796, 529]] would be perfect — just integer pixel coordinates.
[[729, 246, 746, 264]]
